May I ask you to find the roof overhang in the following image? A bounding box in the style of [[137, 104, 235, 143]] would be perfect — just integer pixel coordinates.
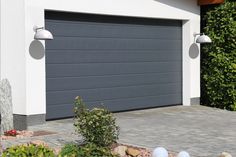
[[198, 0, 224, 5]]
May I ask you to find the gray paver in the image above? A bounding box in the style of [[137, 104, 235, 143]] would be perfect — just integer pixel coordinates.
[[1, 105, 236, 157], [116, 106, 236, 157]]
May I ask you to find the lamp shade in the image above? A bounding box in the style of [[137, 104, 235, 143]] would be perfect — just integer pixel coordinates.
[[34, 28, 53, 40], [196, 34, 212, 44]]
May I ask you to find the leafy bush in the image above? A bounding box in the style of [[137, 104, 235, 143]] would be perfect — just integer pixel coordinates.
[[78, 143, 117, 157], [2, 144, 55, 157], [201, 0, 236, 111], [59, 143, 118, 157], [77, 143, 117, 157], [59, 143, 79, 157], [74, 96, 119, 147]]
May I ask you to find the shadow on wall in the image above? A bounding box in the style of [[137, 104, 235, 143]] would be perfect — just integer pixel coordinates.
[[29, 40, 45, 60], [153, 0, 200, 15], [189, 43, 199, 59]]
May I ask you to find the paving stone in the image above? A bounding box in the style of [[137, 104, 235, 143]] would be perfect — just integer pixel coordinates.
[[116, 106, 236, 157]]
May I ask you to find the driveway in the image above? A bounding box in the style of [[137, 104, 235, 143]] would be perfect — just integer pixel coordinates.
[[2, 105, 236, 157], [116, 105, 236, 157]]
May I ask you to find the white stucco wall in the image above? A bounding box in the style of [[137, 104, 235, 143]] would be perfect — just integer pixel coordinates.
[[0, 0, 200, 115], [0, 0, 26, 114]]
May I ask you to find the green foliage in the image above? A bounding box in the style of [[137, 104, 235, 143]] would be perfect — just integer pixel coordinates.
[[2, 144, 55, 157], [74, 96, 119, 147], [60, 143, 116, 157], [201, 0, 236, 111], [59, 142, 118, 157], [76, 143, 117, 157], [59, 143, 79, 157]]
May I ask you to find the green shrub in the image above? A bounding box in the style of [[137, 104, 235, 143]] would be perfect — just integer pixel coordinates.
[[59, 143, 79, 157], [2, 144, 55, 157], [77, 143, 117, 157], [74, 96, 119, 147], [201, 0, 236, 111], [59, 143, 118, 157]]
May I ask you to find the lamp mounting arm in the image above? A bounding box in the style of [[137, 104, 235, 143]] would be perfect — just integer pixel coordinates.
[[193, 32, 204, 37], [33, 26, 44, 32]]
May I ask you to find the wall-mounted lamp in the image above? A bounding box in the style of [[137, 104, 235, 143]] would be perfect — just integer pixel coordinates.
[[33, 26, 53, 40], [194, 33, 212, 44]]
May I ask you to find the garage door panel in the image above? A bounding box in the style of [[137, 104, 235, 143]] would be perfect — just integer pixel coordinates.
[[46, 73, 181, 91], [46, 50, 181, 64], [99, 94, 182, 111], [47, 49, 182, 54], [46, 37, 181, 51], [47, 83, 181, 106], [46, 12, 182, 119], [47, 93, 182, 119], [46, 104, 74, 119], [46, 20, 182, 40], [46, 62, 181, 78]]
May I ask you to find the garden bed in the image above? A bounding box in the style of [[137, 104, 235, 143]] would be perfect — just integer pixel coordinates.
[[111, 143, 176, 157], [0, 130, 177, 157], [0, 130, 56, 140], [0, 140, 177, 157]]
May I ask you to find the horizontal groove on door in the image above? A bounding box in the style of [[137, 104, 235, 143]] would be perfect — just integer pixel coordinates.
[[46, 84, 182, 105], [47, 93, 182, 107], [46, 73, 181, 91]]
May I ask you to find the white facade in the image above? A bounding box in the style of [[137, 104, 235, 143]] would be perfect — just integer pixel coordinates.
[[0, 0, 200, 117]]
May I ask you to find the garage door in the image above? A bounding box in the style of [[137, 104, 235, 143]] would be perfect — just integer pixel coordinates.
[[45, 11, 182, 120]]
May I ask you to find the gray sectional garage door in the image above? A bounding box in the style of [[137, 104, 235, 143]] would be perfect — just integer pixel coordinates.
[[45, 12, 182, 120]]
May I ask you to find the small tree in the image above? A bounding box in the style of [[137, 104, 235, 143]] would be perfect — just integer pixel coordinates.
[[201, 0, 236, 110]]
